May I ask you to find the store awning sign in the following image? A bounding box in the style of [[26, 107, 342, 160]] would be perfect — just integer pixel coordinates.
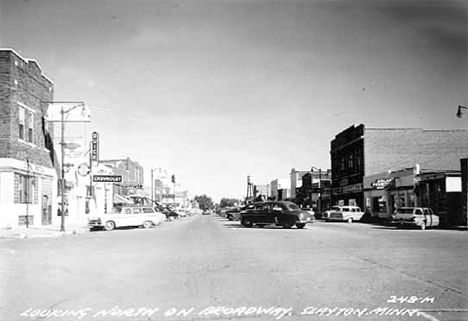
[[371, 178, 393, 189]]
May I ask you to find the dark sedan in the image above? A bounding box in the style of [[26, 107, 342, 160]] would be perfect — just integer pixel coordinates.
[[240, 201, 314, 229]]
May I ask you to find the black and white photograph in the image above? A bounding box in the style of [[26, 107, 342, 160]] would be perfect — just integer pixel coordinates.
[[0, 0, 467, 320]]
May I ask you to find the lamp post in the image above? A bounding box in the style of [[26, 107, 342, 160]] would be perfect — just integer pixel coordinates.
[[45, 101, 88, 232], [456, 105, 467, 118]]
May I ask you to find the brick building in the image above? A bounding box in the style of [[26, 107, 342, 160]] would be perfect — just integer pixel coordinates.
[[330, 124, 468, 215], [298, 169, 331, 211], [289, 168, 309, 200], [99, 157, 144, 199], [0, 49, 56, 228]]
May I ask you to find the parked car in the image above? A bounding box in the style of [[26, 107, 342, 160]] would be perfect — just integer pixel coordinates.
[[319, 205, 341, 220], [88, 205, 166, 231], [391, 207, 439, 230], [154, 204, 179, 220], [226, 207, 241, 221], [240, 201, 314, 229], [327, 205, 365, 223], [225, 203, 262, 221], [219, 207, 236, 218]]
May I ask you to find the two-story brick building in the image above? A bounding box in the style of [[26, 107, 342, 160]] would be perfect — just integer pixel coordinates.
[[0, 49, 57, 228], [99, 157, 144, 201], [330, 124, 468, 216]]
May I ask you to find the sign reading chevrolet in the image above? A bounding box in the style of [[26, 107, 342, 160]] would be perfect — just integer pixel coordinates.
[[92, 175, 122, 183]]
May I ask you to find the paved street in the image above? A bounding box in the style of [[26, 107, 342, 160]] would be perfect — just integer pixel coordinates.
[[1, 215, 467, 321]]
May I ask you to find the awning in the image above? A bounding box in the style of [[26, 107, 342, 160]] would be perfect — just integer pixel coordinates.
[[113, 194, 133, 204]]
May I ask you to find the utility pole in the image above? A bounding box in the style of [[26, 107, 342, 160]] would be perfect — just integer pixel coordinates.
[[319, 168, 322, 214]]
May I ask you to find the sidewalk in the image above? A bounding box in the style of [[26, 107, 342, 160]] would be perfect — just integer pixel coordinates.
[[0, 223, 90, 240]]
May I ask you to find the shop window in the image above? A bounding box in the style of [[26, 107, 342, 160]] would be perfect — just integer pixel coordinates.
[[16, 173, 36, 204], [400, 195, 406, 207], [19, 106, 25, 140]]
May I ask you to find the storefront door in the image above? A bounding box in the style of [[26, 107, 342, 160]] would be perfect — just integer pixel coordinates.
[[41, 195, 52, 225]]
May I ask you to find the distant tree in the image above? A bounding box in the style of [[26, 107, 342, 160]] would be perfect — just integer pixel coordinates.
[[220, 198, 241, 208], [194, 195, 214, 211]]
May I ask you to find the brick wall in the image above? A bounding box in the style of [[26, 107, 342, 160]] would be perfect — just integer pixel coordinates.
[[365, 128, 468, 175], [0, 50, 54, 168]]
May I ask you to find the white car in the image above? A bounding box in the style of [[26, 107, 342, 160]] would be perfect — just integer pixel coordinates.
[[88, 205, 166, 231], [391, 207, 439, 230], [327, 205, 365, 223], [321, 205, 341, 220]]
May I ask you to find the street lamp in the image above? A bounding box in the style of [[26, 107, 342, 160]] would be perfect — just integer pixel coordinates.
[[456, 105, 467, 118], [45, 101, 90, 232]]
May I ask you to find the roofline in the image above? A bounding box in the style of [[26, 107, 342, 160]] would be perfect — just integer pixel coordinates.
[[0, 48, 55, 85], [365, 127, 468, 132]]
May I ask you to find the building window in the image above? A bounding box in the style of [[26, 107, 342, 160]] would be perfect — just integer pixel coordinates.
[[348, 154, 354, 171], [19, 106, 25, 140], [356, 151, 361, 171], [28, 111, 34, 143], [15, 173, 36, 204]]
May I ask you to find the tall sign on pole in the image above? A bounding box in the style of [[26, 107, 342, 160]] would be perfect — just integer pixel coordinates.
[[91, 131, 99, 167]]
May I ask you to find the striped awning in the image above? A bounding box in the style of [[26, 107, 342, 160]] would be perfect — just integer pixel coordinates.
[[113, 194, 133, 204]]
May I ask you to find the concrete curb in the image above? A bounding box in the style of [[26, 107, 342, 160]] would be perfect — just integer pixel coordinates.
[[0, 227, 90, 240]]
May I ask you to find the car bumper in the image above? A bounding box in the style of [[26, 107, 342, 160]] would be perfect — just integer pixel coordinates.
[[88, 220, 103, 227], [391, 220, 417, 226]]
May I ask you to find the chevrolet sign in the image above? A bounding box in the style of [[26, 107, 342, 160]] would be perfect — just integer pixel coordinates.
[[92, 175, 122, 183]]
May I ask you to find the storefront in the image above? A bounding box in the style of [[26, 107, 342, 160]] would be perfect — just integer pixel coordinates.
[[332, 181, 364, 209], [364, 167, 463, 225], [364, 168, 416, 219], [0, 159, 56, 228]]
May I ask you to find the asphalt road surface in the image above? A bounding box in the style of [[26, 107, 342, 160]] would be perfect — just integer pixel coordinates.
[[1, 215, 467, 321]]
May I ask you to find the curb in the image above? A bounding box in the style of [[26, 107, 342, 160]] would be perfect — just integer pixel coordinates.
[[0, 228, 90, 240]]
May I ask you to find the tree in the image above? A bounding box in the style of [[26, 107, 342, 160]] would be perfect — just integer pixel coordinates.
[[220, 198, 241, 208], [194, 195, 214, 211]]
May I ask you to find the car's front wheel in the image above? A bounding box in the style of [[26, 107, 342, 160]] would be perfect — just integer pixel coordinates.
[[241, 218, 252, 227], [104, 221, 115, 231], [143, 220, 153, 228], [347, 217, 353, 223], [419, 221, 426, 230], [296, 223, 306, 229], [282, 222, 293, 229]]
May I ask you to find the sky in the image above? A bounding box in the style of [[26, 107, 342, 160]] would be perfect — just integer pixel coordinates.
[[1, 0, 467, 202]]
